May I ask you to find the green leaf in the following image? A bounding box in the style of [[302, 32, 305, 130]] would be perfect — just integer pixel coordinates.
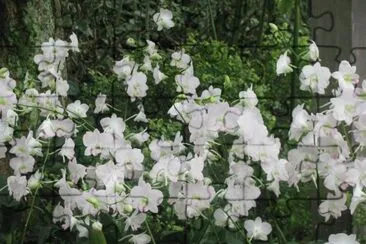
[[37, 225, 52, 244], [68, 80, 80, 96], [88, 227, 107, 244], [278, 0, 295, 14], [224, 230, 244, 244], [76, 20, 93, 37]]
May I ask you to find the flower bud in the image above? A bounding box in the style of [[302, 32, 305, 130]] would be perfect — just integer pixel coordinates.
[[92, 221, 103, 231], [28, 179, 41, 190], [0, 67, 9, 79], [114, 183, 125, 194], [87, 196, 100, 209], [224, 75, 231, 88], [269, 23, 278, 32], [123, 204, 133, 214], [309, 41, 319, 61], [126, 37, 136, 47]]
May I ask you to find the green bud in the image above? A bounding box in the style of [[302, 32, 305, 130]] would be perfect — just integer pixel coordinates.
[[114, 183, 125, 194], [123, 204, 133, 214], [92, 221, 103, 231], [87, 197, 100, 209], [176, 94, 187, 101], [224, 75, 231, 88], [269, 23, 278, 32], [28, 180, 41, 190], [89, 222, 107, 244], [0, 67, 9, 79], [126, 37, 136, 47]]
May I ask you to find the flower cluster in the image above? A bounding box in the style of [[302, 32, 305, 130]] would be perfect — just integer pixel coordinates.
[[1, 7, 363, 243]]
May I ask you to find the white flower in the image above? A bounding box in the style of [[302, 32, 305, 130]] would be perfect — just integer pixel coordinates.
[[83, 129, 114, 156], [289, 104, 312, 141], [36, 90, 64, 118], [126, 72, 149, 101], [276, 51, 293, 75], [0, 120, 13, 143], [69, 32, 79, 52], [94, 93, 109, 114], [68, 158, 87, 184], [225, 178, 261, 216], [237, 108, 268, 142], [201, 86, 221, 101], [52, 203, 74, 230], [28, 170, 42, 190], [124, 211, 146, 231], [56, 78, 69, 97], [129, 233, 151, 244], [7, 174, 29, 201], [244, 217, 272, 241], [129, 178, 163, 213], [0, 83, 17, 115], [330, 89, 358, 125], [115, 148, 144, 173], [175, 74, 200, 94], [5, 109, 18, 127], [153, 8, 175, 31], [95, 160, 125, 192], [153, 64, 167, 84], [10, 131, 42, 157], [59, 138, 75, 161], [308, 41, 319, 61], [66, 100, 89, 118], [145, 40, 161, 59], [261, 159, 289, 182], [100, 114, 126, 138], [37, 118, 56, 138], [131, 130, 150, 145], [113, 56, 135, 80], [10, 156, 35, 174], [300, 62, 331, 94], [141, 55, 152, 72], [239, 85, 258, 108], [171, 49, 191, 70], [325, 233, 359, 244], [213, 208, 228, 227], [319, 192, 347, 221], [150, 155, 181, 183], [134, 104, 148, 123], [350, 183, 366, 214], [184, 156, 204, 181], [149, 132, 185, 161], [332, 61, 359, 91], [354, 159, 366, 187], [52, 119, 75, 137], [169, 181, 215, 219], [54, 169, 83, 209]]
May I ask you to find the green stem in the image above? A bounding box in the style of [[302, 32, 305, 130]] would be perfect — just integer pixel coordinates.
[[0, 185, 8, 192], [274, 220, 287, 243], [145, 220, 156, 244], [255, 0, 267, 53], [207, 0, 217, 40], [196, 221, 210, 244], [20, 140, 51, 244], [290, 0, 300, 112], [341, 123, 355, 160]]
